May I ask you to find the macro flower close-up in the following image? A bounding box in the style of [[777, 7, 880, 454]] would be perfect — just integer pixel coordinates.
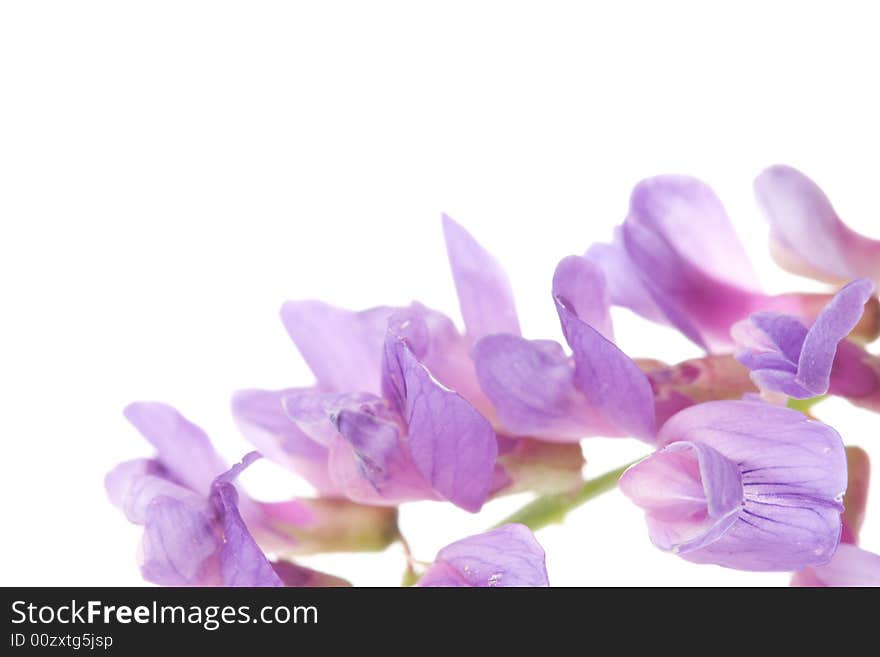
[[4, 7, 880, 631], [92, 165, 880, 589]]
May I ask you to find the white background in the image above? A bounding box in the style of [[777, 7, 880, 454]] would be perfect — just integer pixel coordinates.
[[2, 1, 879, 586]]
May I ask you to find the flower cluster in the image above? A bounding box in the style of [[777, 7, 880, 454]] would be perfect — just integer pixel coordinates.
[[108, 165, 880, 586]]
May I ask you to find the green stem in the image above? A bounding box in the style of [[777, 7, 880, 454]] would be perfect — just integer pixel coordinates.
[[401, 567, 420, 587], [786, 394, 828, 415], [492, 459, 641, 532]]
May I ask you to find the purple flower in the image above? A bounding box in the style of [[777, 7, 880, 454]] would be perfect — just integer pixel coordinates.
[[755, 165, 880, 285], [442, 213, 521, 341], [792, 447, 880, 586], [417, 524, 549, 587], [234, 216, 586, 504], [619, 400, 846, 571], [473, 255, 656, 442], [733, 278, 876, 398], [235, 315, 497, 511], [106, 402, 350, 586], [585, 175, 873, 352]]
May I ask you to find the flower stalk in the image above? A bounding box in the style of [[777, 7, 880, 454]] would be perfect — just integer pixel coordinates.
[[492, 459, 640, 532]]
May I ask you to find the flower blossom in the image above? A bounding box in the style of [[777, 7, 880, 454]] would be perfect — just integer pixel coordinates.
[[733, 278, 876, 399], [619, 400, 846, 571], [417, 524, 549, 587], [473, 255, 656, 442], [755, 165, 880, 285], [792, 447, 880, 586], [586, 176, 878, 352], [106, 402, 350, 586], [234, 216, 588, 511]]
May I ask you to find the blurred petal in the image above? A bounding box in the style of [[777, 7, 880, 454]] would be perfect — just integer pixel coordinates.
[[755, 165, 880, 284], [791, 544, 880, 587], [552, 255, 614, 341], [585, 229, 666, 324], [828, 340, 880, 399], [620, 176, 764, 351], [418, 524, 549, 587], [442, 214, 520, 340], [232, 388, 335, 494], [628, 175, 761, 291], [280, 300, 395, 395], [106, 459, 203, 524], [123, 402, 227, 496], [139, 495, 221, 586]]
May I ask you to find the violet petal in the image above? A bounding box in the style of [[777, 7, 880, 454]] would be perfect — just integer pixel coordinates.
[[418, 524, 549, 587], [442, 213, 520, 340]]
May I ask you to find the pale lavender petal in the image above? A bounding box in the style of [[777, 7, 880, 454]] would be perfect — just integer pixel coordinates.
[[791, 544, 880, 587], [106, 459, 203, 524], [105, 458, 164, 513], [620, 441, 742, 553], [211, 476, 283, 587], [279, 300, 396, 395], [281, 389, 382, 447], [585, 229, 666, 324], [442, 214, 520, 340], [139, 495, 221, 586], [619, 176, 765, 351], [383, 334, 497, 512], [755, 165, 880, 283], [657, 400, 846, 571], [418, 524, 549, 587], [232, 388, 336, 494], [628, 176, 761, 291], [473, 334, 610, 441], [123, 402, 228, 496], [552, 255, 614, 341], [556, 298, 656, 441]]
